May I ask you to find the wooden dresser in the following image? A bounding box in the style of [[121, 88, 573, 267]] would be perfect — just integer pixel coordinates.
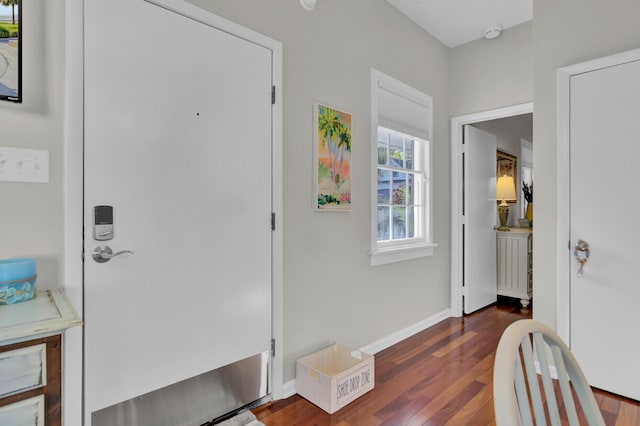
[[0, 290, 81, 426], [496, 228, 533, 308]]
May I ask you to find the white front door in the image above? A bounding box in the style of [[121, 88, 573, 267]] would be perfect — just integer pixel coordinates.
[[464, 126, 498, 313], [84, 0, 274, 421], [569, 56, 640, 400]]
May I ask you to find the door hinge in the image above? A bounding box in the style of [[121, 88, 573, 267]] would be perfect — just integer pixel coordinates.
[[271, 212, 276, 231], [271, 338, 276, 357], [271, 85, 276, 105]]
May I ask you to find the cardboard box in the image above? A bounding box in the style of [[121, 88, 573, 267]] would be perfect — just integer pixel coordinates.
[[296, 344, 374, 414]]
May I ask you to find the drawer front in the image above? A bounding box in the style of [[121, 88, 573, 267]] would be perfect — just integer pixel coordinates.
[[0, 344, 47, 398], [0, 395, 45, 426]]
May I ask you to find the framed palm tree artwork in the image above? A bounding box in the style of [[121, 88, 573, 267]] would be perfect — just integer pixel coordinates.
[[0, 0, 21, 102], [313, 103, 352, 211]]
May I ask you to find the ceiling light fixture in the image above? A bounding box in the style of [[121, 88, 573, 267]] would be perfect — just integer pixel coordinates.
[[483, 25, 503, 40], [299, 0, 317, 11]]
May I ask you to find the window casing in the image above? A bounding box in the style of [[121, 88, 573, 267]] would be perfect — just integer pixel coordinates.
[[370, 69, 436, 266]]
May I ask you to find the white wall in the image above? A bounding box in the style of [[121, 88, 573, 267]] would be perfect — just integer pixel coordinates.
[[473, 115, 533, 157], [448, 21, 533, 230], [533, 0, 640, 329], [10, 0, 640, 412], [1, 0, 535, 395], [473, 114, 533, 226], [449, 21, 533, 117], [0, 0, 65, 289], [183, 0, 451, 382]]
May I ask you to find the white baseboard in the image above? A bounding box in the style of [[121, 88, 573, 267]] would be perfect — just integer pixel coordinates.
[[360, 308, 451, 355], [278, 308, 451, 399], [281, 379, 297, 399]]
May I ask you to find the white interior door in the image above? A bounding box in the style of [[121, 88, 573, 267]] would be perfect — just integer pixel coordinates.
[[570, 57, 640, 400], [464, 125, 498, 313], [84, 0, 273, 420]]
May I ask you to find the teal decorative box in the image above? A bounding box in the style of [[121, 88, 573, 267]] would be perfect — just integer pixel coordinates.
[[0, 258, 37, 305]]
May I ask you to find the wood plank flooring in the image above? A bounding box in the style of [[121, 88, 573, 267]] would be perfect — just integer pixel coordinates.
[[254, 303, 640, 425]]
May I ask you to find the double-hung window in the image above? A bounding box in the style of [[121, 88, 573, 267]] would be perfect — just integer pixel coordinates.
[[370, 69, 436, 266]]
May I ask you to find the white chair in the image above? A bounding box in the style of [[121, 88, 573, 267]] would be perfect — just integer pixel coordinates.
[[494, 319, 605, 426]]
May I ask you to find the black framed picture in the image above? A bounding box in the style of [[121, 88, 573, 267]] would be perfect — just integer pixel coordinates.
[[0, 0, 21, 103]]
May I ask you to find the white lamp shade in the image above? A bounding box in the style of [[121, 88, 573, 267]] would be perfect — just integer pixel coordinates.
[[496, 175, 516, 201]]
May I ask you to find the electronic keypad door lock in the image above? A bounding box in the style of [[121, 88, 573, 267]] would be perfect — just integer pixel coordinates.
[[94, 205, 114, 241]]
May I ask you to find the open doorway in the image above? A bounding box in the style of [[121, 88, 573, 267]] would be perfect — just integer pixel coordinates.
[[450, 103, 533, 317]]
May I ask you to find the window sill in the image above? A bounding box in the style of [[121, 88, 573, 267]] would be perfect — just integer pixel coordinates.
[[369, 243, 437, 266]]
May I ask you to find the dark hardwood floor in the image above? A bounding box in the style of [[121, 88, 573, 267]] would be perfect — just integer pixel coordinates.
[[254, 303, 640, 425]]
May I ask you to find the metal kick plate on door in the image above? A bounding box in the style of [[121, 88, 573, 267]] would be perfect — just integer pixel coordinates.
[[91, 351, 269, 426]]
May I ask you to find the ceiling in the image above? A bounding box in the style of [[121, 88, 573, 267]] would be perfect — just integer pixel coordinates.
[[387, 0, 533, 48]]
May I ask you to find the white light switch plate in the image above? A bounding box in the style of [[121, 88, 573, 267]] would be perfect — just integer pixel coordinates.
[[0, 146, 50, 183]]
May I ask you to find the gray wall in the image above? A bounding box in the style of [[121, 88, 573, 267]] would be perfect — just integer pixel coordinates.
[[473, 114, 532, 156], [449, 21, 533, 117], [8, 0, 640, 407], [0, 1, 64, 289], [185, 0, 451, 382], [532, 0, 640, 329], [40, 0, 634, 403], [1, 0, 536, 393]]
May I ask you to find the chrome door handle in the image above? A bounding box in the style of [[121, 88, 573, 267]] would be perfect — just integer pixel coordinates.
[[573, 239, 590, 278], [92, 245, 134, 263]]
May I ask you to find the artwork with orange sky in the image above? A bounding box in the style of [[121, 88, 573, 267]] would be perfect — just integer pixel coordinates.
[[315, 104, 352, 211]]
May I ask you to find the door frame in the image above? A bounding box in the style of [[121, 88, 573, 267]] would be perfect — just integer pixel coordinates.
[[450, 102, 534, 317], [63, 1, 283, 424], [557, 47, 640, 344]]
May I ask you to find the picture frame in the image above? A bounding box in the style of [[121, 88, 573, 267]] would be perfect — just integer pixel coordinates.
[[313, 102, 352, 211], [497, 150, 517, 203], [497, 150, 517, 179], [0, 0, 21, 103]]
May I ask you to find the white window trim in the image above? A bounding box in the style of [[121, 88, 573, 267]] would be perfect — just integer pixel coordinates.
[[370, 68, 436, 266]]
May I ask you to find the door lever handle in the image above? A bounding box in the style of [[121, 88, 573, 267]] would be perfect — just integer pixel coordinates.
[[573, 239, 590, 278], [92, 245, 134, 263]]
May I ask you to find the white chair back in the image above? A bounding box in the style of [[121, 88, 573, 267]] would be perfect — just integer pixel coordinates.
[[494, 319, 605, 426]]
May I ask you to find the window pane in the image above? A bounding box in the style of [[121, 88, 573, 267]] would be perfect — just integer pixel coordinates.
[[389, 133, 404, 167], [405, 139, 414, 169], [377, 129, 388, 166], [406, 174, 415, 204], [377, 127, 387, 143], [377, 169, 391, 204], [377, 206, 390, 241], [407, 206, 415, 238], [393, 172, 407, 205], [392, 206, 406, 239], [378, 143, 388, 165]]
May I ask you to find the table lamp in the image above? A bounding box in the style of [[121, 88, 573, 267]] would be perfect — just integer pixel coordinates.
[[496, 175, 516, 231]]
